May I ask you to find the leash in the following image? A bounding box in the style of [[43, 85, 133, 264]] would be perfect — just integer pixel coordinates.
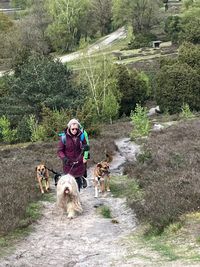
[[67, 152, 83, 175], [46, 167, 60, 176], [66, 148, 85, 175], [46, 149, 83, 176]]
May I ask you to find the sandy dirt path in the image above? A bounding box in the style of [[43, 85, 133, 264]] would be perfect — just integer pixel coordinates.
[[0, 139, 141, 267], [59, 27, 126, 63], [1, 138, 199, 267]]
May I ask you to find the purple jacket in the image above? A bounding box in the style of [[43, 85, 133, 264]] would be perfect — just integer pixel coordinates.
[[57, 128, 87, 177]]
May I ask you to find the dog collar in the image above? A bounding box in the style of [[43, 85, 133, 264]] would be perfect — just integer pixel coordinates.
[[37, 172, 45, 179]]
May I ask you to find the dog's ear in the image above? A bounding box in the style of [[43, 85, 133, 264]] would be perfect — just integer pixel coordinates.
[[35, 166, 38, 171], [97, 163, 102, 168]]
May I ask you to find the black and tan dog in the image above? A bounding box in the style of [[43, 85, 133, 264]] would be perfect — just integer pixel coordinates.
[[93, 154, 112, 198], [35, 164, 50, 194]]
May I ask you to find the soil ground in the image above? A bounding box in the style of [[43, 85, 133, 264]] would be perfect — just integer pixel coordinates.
[[0, 139, 139, 267], [1, 137, 200, 267]]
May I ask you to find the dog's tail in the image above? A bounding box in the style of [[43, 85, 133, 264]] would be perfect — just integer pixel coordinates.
[[105, 152, 113, 163]]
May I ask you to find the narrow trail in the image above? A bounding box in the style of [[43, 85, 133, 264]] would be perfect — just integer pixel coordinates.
[[59, 27, 126, 63], [0, 138, 141, 267], [1, 138, 198, 267]]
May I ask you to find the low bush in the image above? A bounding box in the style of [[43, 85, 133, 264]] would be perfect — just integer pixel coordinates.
[[125, 119, 200, 232], [130, 104, 150, 139], [129, 33, 157, 49], [156, 63, 200, 114]]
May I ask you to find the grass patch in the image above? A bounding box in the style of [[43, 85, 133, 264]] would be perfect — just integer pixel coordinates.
[[97, 205, 112, 218], [0, 227, 31, 258], [126, 214, 200, 264], [150, 242, 179, 261], [110, 175, 143, 201], [20, 202, 42, 226], [0, 201, 42, 257], [41, 191, 56, 203]]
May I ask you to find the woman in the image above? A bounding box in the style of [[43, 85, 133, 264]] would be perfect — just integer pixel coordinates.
[[57, 118, 89, 191]]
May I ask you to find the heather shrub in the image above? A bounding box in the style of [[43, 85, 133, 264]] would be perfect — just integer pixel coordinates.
[[0, 149, 40, 235], [125, 119, 200, 232]]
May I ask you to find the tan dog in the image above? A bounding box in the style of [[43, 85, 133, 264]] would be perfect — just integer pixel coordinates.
[[93, 154, 112, 198], [35, 164, 50, 194]]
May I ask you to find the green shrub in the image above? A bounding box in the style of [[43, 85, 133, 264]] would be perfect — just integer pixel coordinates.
[[156, 63, 200, 114], [180, 103, 194, 119], [116, 65, 149, 116], [0, 115, 17, 143], [40, 106, 73, 139], [179, 18, 200, 45], [178, 42, 200, 70], [27, 115, 46, 142], [16, 116, 31, 142], [2, 54, 79, 124], [98, 205, 112, 218], [164, 15, 182, 44], [129, 33, 157, 49], [130, 104, 150, 139]]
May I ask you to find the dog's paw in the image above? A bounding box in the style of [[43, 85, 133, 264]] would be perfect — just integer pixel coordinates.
[[106, 189, 111, 192]]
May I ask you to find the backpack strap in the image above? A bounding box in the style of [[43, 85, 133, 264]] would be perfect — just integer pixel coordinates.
[[80, 132, 85, 142], [61, 131, 85, 145], [61, 134, 66, 145]]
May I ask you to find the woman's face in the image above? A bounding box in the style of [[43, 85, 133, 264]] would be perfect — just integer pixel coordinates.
[[70, 123, 79, 135]]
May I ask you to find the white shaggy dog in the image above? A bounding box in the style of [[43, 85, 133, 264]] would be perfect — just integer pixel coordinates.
[[56, 174, 83, 219]]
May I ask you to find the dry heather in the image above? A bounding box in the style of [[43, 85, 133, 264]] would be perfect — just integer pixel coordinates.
[[0, 120, 132, 235], [124, 118, 200, 231]]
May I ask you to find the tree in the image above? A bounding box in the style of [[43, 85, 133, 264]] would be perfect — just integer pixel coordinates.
[[112, 0, 132, 27], [179, 18, 200, 44], [18, 0, 51, 55], [103, 91, 120, 123], [164, 15, 182, 43], [45, 0, 90, 52], [90, 0, 113, 36], [112, 0, 161, 34], [178, 42, 200, 70], [0, 0, 51, 71], [78, 54, 121, 122], [116, 65, 149, 116], [156, 63, 200, 114], [0, 54, 79, 124], [178, 0, 200, 44]]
